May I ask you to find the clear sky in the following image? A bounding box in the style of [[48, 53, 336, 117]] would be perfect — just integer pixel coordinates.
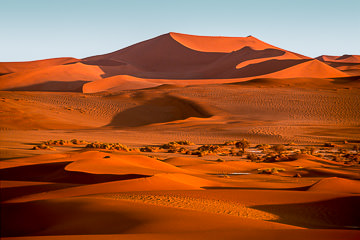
[[1, 0, 359, 61]]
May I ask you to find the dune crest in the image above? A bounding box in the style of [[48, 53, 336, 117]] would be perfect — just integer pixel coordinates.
[[308, 177, 360, 194]]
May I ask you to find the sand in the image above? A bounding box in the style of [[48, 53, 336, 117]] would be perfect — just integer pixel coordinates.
[[1, 32, 360, 240]]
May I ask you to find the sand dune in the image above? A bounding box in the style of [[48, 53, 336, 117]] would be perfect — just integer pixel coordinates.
[[316, 55, 360, 76], [0, 62, 103, 91], [107, 94, 214, 127], [0, 33, 353, 93], [82, 75, 162, 93], [317, 55, 360, 64], [65, 151, 187, 175], [81, 33, 341, 81], [0, 57, 79, 75], [308, 177, 360, 194], [1, 32, 360, 240]]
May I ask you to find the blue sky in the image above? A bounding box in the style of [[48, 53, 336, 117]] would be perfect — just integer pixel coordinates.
[[1, 0, 359, 61]]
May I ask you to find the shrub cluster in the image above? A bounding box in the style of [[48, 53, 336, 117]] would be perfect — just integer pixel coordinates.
[[85, 142, 130, 151]]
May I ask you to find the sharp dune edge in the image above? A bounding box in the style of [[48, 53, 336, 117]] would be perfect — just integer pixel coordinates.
[[0, 32, 353, 92], [1, 33, 360, 240]]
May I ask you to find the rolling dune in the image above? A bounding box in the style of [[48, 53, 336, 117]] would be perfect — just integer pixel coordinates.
[[0, 57, 79, 75], [0, 63, 103, 91], [1, 32, 360, 240]]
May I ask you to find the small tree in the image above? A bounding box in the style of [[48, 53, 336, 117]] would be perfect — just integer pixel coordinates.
[[235, 139, 250, 152]]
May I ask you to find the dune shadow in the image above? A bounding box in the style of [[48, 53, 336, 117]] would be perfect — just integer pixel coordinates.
[[0, 162, 148, 184], [251, 196, 360, 229], [107, 95, 213, 128], [1, 200, 145, 237], [203, 186, 312, 191], [6, 81, 90, 92], [0, 183, 80, 202]]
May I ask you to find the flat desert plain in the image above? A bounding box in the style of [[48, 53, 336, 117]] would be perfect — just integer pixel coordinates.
[[1, 33, 360, 240]]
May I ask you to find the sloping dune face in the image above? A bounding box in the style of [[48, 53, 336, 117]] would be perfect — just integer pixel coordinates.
[[0, 33, 352, 93], [82, 32, 314, 80], [316, 55, 360, 76], [107, 94, 214, 128], [0, 57, 79, 75], [0, 61, 104, 92]]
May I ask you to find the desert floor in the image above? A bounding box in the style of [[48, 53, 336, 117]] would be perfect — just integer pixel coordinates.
[[1, 85, 360, 240]]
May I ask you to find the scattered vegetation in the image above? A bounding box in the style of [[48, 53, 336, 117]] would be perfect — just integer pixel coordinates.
[[270, 144, 286, 155], [31, 138, 360, 166], [235, 139, 250, 153], [257, 167, 285, 174], [31, 143, 55, 151], [85, 142, 130, 151]]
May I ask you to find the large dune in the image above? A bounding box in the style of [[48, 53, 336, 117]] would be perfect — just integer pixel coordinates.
[[0, 33, 353, 92]]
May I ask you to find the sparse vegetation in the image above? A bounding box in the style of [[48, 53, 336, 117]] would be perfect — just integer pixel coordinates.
[[324, 142, 335, 148], [85, 142, 130, 151], [257, 167, 285, 174], [247, 153, 260, 162], [31, 143, 55, 151], [270, 144, 286, 155], [235, 139, 250, 152]]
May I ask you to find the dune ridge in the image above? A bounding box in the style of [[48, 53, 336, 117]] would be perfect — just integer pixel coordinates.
[[0, 33, 354, 92]]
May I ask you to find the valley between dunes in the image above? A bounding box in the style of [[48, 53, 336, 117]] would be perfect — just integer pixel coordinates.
[[1, 33, 360, 240]]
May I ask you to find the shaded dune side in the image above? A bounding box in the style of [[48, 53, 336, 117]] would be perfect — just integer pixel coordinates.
[[317, 55, 360, 76], [229, 78, 334, 88], [107, 95, 214, 127], [82, 33, 225, 78], [0, 57, 79, 75], [308, 177, 360, 194], [82, 33, 299, 79], [82, 75, 161, 93], [317, 55, 360, 63], [252, 196, 360, 229]]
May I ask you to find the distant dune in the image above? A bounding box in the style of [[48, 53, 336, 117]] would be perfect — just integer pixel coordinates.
[[316, 54, 360, 76], [0, 62, 103, 92], [0, 57, 79, 75], [0, 33, 355, 92]]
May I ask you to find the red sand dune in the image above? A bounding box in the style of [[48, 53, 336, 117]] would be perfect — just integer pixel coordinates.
[[0, 62, 103, 91], [308, 177, 360, 194], [64, 151, 188, 175], [1, 33, 353, 92], [81, 32, 322, 80], [82, 75, 161, 93], [317, 55, 360, 64], [316, 55, 360, 76], [0, 57, 79, 75]]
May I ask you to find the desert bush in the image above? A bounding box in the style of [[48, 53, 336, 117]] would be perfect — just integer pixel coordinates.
[[305, 146, 316, 155], [255, 144, 271, 151], [32, 143, 55, 150], [197, 144, 223, 154], [353, 144, 360, 153], [257, 167, 285, 174], [270, 144, 286, 155], [247, 153, 260, 162], [235, 139, 250, 152], [224, 140, 237, 146], [140, 146, 160, 152], [86, 142, 130, 152], [324, 142, 335, 148], [161, 141, 194, 149]]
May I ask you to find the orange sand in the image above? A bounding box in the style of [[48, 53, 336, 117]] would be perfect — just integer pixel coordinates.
[[1, 33, 360, 240]]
